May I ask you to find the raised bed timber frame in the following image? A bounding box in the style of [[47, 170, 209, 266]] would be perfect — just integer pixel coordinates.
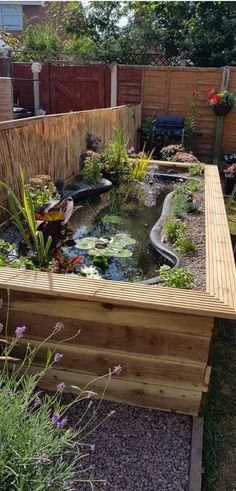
[[0, 163, 235, 416]]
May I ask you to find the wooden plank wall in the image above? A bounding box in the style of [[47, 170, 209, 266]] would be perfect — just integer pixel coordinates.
[[2, 288, 214, 415], [0, 77, 13, 121], [141, 66, 231, 163], [0, 104, 141, 223]]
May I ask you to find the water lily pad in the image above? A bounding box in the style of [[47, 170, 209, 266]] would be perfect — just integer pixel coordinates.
[[75, 237, 97, 249], [113, 233, 136, 246], [102, 214, 123, 224]]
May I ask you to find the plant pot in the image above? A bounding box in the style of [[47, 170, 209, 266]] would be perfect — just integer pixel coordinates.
[[213, 104, 232, 116], [224, 173, 236, 194]]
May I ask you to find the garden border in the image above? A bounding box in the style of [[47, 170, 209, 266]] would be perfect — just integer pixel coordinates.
[[0, 163, 236, 416]]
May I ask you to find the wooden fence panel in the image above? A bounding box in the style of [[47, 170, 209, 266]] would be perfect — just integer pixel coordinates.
[[142, 67, 224, 162], [222, 67, 236, 152], [0, 104, 141, 224], [0, 77, 13, 121]]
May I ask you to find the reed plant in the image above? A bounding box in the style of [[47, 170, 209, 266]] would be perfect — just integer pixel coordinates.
[[128, 147, 155, 181], [0, 168, 52, 267]]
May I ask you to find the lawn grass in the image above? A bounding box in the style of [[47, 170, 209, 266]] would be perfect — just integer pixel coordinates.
[[202, 319, 236, 490]]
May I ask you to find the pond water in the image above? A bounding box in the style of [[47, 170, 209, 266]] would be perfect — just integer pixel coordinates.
[[64, 180, 173, 282]]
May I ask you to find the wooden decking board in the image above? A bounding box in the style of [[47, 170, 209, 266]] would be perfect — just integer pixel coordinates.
[[0, 161, 235, 416], [205, 165, 236, 310]]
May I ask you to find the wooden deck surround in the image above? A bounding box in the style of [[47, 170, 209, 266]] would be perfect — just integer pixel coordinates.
[[0, 164, 235, 416]]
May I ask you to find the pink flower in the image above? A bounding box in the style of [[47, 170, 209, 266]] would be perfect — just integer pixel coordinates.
[[113, 364, 122, 375]]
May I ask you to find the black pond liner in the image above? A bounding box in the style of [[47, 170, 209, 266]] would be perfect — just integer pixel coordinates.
[[140, 173, 200, 286], [62, 178, 112, 203]]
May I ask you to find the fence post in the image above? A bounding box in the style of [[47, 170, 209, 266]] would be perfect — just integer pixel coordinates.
[[110, 63, 117, 107], [213, 66, 231, 166], [31, 62, 42, 115]]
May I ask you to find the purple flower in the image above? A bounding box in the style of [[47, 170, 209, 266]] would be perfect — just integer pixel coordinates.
[[53, 322, 64, 333], [86, 390, 96, 399], [128, 146, 135, 154], [90, 443, 96, 452], [57, 382, 66, 392], [28, 250, 37, 258], [51, 412, 60, 424], [113, 364, 122, 375], [38, 453, 50, 463], [15, 326, 26, 338], [56, 417, 67, 429], [51, 412, 67, 429], [32, 396, 41, 409], [53, 352, 63, 363]]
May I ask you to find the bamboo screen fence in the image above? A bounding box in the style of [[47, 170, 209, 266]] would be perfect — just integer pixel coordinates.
[[142, 66, 236, 163], [0, 77, 13, 122], [0, 104, 141, 224]]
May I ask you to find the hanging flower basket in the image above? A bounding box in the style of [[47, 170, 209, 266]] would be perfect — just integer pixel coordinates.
[[213, 103, 232, 116], [206, 87, 235, 117]]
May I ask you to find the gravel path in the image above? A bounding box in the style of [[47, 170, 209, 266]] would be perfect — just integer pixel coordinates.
[[63, 397, 192, 491]]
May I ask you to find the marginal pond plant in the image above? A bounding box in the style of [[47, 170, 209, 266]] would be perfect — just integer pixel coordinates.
[[0, 296, 120, 490], [102, 128, 128, 183], [128, 147, 154, 181]]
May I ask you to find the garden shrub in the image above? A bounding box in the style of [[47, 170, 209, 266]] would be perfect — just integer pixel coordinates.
[[171, 151, 198, 163], [188, 162, 204, 176], [171, 190, 199, 217], [82, 154, 103, 185], [185, 179, 201, 193], [174, 236, 196, 255], [159, 265, 193, 288], [162, 218, 186, 243], [160, 144, 184, 161]]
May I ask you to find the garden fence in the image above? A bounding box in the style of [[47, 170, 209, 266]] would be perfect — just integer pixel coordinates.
[[0, 104, 141, 224]]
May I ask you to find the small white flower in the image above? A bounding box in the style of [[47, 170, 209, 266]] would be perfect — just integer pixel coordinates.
[[81, 266, 101, 279]]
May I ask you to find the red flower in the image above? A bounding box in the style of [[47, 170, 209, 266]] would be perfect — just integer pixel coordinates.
[[71, 256, 84, 265], [209, 94, 221, 105], [206, 87, 214, 98], [193, 90, 199, 97]]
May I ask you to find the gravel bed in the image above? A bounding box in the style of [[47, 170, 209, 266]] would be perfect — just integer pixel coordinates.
[[62, 396, 192, 491], [161, 186, 206, 291], [0, 224, 21, 244], [182, 187, 206, 290]]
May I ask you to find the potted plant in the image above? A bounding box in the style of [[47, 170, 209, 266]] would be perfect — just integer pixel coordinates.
[[223, 154, 236, 194], [206, 87, 235, 116]]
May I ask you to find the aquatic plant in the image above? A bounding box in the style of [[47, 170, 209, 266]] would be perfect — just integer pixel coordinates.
[[80, 265, 101, 279], [0, 240, 36, 270], [159, 265, 193, 288], [0, 168, 52, 267], [102, 128, 128, 183], [102, 214, 123, 225], [75, 233, 135, 258], [0, 298, 119, 490], [128, 147, 155, 181], [26, 175, 59, 211]]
